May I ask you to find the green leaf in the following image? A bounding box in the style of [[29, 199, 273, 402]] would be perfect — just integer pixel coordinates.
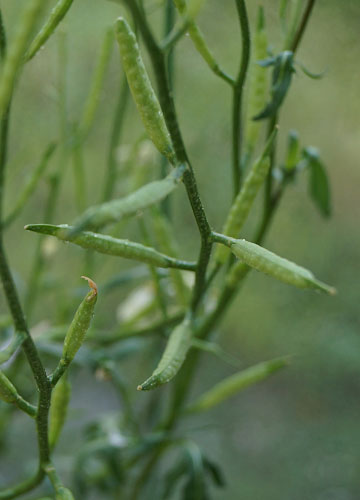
[[203, 456, 226, 488], [254, 51, 295, 120], [303, 147, 331, 217], [185, 357, 289, 414]]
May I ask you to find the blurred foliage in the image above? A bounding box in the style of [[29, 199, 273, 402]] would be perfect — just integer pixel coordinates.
[[0, 0, 359, 499]]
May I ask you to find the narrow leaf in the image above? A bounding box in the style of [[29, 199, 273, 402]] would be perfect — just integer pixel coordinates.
[[303, 147, 331, 217]]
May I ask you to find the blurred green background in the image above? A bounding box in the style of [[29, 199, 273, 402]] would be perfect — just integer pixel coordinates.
[[0, 0, 359, 499]]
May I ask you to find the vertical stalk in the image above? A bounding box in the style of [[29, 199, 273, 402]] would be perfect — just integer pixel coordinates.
[[232, 0, 251, 197]]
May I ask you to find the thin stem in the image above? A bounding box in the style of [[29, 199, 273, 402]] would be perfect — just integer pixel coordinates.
[[0, 469, 44, 500], [123, 0, 212, 313], [290, 0, 316, 53], [232, 0, 251, 197], [102, 75, 129, 202]]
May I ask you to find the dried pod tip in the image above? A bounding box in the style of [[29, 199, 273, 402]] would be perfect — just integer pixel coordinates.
[[137, 385, 143, 391], [81, 275, 98, 299]]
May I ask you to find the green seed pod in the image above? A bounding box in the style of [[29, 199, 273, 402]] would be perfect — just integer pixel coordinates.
[[215, 128, 277, 264], [229, 238, 335, 294], [62, 276, 98, 364], [186, 357, 289, 414], [26, 0, 74, 61], [115, 17, 175, 163], [284, 129, 300, 171], [0, 369, 18, 403], [49, 375, 71, 449], [55, 488, 75, 500], [137, 317, 193, 391], [25, 224, 197, 271], [72, 164, 186, 233], [0, 0, 46, 114], [244, 6, 269, 159]]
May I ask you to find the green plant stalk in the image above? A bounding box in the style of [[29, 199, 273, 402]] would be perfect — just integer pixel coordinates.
[[232, 0, 251, 197], [0, 13, 52, 498], [123, 0, 212, 312], [102, 75, 129, 202]]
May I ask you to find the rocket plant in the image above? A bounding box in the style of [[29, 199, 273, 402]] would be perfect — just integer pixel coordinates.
[[0, 0, 333, 498]]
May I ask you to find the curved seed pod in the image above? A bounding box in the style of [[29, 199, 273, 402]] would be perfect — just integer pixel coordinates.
[[25, 0, 74, 61], [186, 357, 289, 414], [49, 375, 71, 449], [71, 164, 186, 233], [244, 6, 269, 159], [0, 369, 18, 403], [115, 17, 175, 163], [0, 0, 47, 114], [215, 128, 277, 264], [62, 276, 98, 364], [24, 224, 197, 271], [55, 488, 75, 500], [229, 238, 335, 294], [137, 317, 193, 391]]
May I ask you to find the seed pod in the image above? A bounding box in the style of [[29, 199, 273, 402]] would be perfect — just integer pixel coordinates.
[[284, 130, 300, 171], [186, 357, 288, 414], [244, 6, 269, 159], [137, 317, 193, 391], [230, 238, 335, 294], [49, 375, 71, 449], [26, 0, 74, 61], [62, 276, 98, 364], [0, 0, 46, 114], [0, 369, 18, 403], [115, 17, 175, 163], [25, 224, 197, 271], [215, 128, 277, 264], [55, 488, 75, 500], [72, 164, 186, 233]]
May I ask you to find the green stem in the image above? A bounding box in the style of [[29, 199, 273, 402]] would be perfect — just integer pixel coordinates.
[[102, 74, 129, 202], [232, 0, 251, 197], [123, 0, 212, 312], [0, 469, 44, 500], [290, 0, 317, 53]]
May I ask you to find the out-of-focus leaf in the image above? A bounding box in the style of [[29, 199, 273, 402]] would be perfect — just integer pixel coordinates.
[[203, 456, 226, 488], [161, 458, 188, 500], [303, 147, 332, 217], [298, 61, 326, 80], [284, 129, 300, 171], [254, 51, 295, 120]]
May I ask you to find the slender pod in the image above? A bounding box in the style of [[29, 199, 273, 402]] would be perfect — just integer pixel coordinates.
[[186, 357, 289, 414], [214, 234, 335, 294], [25, 0, 74, 61], [61, 276, 98, 365], [115, 17, 175, 163], [215, 128, 277, 264], [137, 317, 193, 391], [71, 164, 186, 233], [284, 129, 300, 170], [244, 6, 269, 159], [25, 224, 197, 271], [0, 0, 47, 114], [49, 374, 71, 449]]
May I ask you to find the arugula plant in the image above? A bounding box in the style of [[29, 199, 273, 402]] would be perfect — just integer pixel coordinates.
[[0, 0, 334, 498]]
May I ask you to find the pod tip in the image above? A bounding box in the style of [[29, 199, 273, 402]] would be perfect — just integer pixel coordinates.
[[137, 385, 143, 391], [81, 276, 98, 297]]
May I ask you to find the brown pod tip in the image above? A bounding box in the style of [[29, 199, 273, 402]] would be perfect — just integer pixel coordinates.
[[81, 275, 98, 299]]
